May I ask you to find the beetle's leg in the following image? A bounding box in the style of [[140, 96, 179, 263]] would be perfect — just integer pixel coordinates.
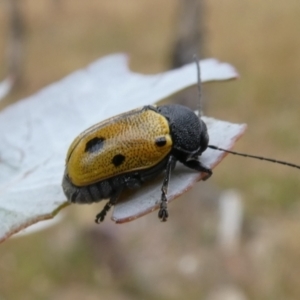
[[95, 189, 122, 223], [158, 155, 176, 222], [183, 159, 212, 181], [95, 201, 113, 223]]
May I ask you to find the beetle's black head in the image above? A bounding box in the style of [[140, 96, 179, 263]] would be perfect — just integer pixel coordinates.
[[157, 104, 209, 161]]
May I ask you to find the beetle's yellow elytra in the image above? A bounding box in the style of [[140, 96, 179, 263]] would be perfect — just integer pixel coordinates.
[[66, 107, 172, 186]]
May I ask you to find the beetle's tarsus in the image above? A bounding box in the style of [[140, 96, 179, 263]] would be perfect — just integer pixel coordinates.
[[158, 207, 168, 221], [158, 196, 169, 221], [158, 187, 169, 221], [95, 202, 112, 223], [202, 169, 212, 181], [95, 213, 105, 223]]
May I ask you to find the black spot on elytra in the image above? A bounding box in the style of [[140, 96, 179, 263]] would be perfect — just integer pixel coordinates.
[[85, 137, 105, 153], [112, 154, 125, 167], [155, 136, 167, 147]]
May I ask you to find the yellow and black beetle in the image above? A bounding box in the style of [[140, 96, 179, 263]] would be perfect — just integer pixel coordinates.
[[62, 104, 212, 223], [62, 58, 300, 224]]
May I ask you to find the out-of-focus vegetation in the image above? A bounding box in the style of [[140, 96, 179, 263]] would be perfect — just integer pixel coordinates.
[[1, 0, 300, 299]]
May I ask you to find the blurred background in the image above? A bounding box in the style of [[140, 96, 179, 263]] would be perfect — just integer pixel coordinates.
[[1, 0, 300, 299]]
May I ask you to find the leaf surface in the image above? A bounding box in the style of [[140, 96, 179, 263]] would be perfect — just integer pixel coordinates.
[[0, 53, 239, 243]]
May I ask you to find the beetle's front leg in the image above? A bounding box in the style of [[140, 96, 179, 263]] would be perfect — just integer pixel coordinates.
[[158, 155, 176, 222], [183, 158, 212, 181]]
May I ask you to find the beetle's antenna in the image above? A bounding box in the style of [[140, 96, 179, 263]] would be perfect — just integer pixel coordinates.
[[193, 54, 202, 116], [208, 145, 300, 170]]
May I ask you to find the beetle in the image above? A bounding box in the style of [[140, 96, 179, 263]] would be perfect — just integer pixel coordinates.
[[62, 104, 212, 223], [62, 58, 300, 224]]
